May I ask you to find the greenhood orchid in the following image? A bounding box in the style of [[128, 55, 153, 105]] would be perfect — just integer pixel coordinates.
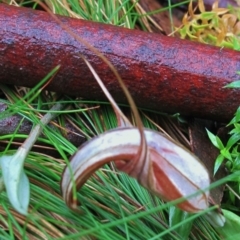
[[61, 57, 212, 214]]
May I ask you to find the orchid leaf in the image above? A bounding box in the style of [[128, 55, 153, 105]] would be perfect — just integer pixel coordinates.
[[0, 148, 29, 215]]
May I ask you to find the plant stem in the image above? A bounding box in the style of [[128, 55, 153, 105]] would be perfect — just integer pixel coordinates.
[[22, 103, 63, 152]]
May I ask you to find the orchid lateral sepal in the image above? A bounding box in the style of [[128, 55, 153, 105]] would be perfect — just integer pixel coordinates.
[[61, 127, 210, 213]]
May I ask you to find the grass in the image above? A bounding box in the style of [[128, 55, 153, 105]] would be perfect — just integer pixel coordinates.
[[0, 0, 240, 239]]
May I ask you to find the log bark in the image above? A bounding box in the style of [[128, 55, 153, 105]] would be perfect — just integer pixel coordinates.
[[0, 3, 240, 122]]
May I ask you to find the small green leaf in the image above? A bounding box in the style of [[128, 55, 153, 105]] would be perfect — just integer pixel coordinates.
[[234, 107, 240, 123], [206, 129, 224, 149], [214, 154, 225, 175], [229, 124, 240, 134], [216, 136, 225, 150], [232, 156, 240, 171], [226, 133, 240, 149], [224, 81, 240, 88]]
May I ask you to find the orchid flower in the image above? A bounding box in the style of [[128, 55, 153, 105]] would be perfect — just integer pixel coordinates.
[[61, 57, 212, 215]]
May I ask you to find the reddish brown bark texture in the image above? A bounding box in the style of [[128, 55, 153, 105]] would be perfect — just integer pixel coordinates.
[[0, 4, 240, 122]]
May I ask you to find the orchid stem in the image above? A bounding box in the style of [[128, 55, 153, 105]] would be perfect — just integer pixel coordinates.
[[22, 102, 63, 152]]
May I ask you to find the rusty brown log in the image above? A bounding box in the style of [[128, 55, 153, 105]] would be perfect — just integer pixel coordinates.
[[0, 4, 240, 122]]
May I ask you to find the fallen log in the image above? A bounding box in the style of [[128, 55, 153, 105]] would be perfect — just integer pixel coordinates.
[[0, 3, 240, 122]]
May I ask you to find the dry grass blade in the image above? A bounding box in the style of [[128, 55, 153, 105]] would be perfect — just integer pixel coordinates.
[[0, 207, 64, 239]]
